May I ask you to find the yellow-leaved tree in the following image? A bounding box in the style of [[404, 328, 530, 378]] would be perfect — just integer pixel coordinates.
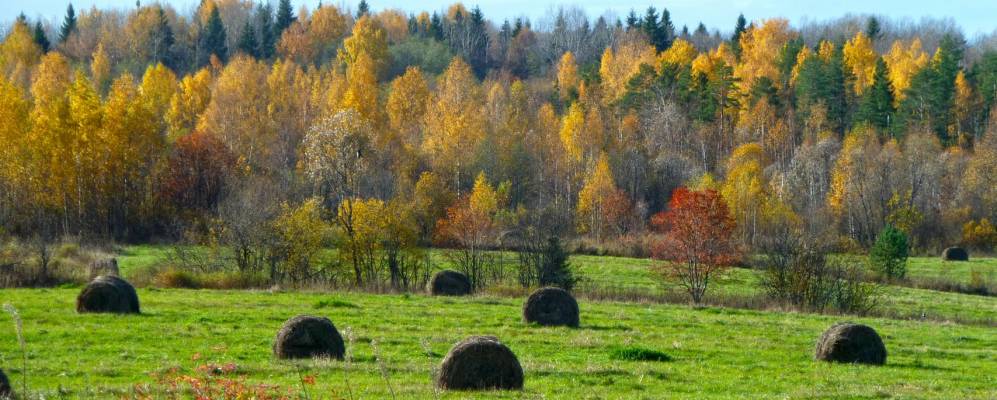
[[339, 15, 390, 77], [884, 39, 929, 103], [556, 51, 579, 103], [577, 153, 628, 239], [422, 57, 485, 190], [166, 68, 213, 140], [843, 32, 878, 95]]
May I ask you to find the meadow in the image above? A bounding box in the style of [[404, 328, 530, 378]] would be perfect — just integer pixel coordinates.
[[0, 249, 994, 399]]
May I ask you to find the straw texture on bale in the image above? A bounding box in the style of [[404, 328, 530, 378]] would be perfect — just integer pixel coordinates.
[[273, 315, 345, 359], [76, 275, 140, 314], [942, 247, 969, 261], [815, 323, 886, 365], [436, 336, 524, 390], [429, 270, 472, 296], [523, 287, 579, 327]]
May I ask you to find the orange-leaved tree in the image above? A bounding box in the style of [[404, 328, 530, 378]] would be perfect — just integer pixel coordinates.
[[651, 187, 741, 303]]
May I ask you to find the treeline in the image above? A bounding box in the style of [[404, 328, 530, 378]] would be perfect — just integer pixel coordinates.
[[1, 0, 996, 265]]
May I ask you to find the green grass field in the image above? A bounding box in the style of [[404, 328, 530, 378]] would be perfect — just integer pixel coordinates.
[[0, 248, 994, 398], [0, 288, 995, 399]]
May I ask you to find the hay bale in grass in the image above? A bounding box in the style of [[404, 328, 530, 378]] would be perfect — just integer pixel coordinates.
[[0, 368, 10, 398], [273, 315, 345, 360], [429, 270, 472, 296], [522, 287, 579, 327], [437, 336, 523, 391], [88, 258, 119, 279], [76, 275, 140, 314], [815, 322, 886, 365], [942, 247, 969, 261]]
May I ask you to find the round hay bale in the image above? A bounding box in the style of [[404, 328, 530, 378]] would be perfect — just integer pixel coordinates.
[[428, 270, 472, 296], [0, 368, 10, 398], [523, 287, 579, 327], [76, 275, 140, 314], [273, 315, 345, 360], [815, 322, 886, 365], [437, 336, 523, 391], [942, 247, 969, 261]]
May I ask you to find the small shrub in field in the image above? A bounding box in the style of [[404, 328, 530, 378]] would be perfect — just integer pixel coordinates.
[[869, 226, 908, 280], [609, 346, 672, 362], [757, 229, 880, 314], [153, 268, 201, 289]]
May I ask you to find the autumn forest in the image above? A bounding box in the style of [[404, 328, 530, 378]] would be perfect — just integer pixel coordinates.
[[1, 0, 996, 283]]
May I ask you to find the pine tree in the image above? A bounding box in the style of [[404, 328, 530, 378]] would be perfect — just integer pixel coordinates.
[[659, 8, 675, 50], [152, 7, 176, 67], [275, 0, 296, 34], [255, 3, 275, 59], [855, 57, 895, 130], [356, 0, 369, 19], [732, 13, 747, 57], [198, 5, 227, 66], [33, 22, 50, 52], [625, 10, 639, 31], [237, 20, 259, 58], [866, 16, 881, 42], [59, 3, 77, 43], [641, 8, 662, 50]]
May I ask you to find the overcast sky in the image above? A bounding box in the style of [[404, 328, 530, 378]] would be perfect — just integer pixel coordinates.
[[4, 0, 996, 37]]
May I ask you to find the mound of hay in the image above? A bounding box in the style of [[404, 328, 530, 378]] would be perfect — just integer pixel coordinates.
[[88, 258, 120, 279], [428, 270, 472, 296], [437, 336, 523, 391], [942, 247, 969, 261], [522, 287, 579, 327], [76, 275, 140, 314], [815, 322, 886, 365], [273, 315, 345, 360], [0, 368, 10, 398]]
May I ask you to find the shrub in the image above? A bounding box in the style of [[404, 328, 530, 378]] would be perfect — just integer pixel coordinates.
[[436, 336, 523, 391], [815, 322, 887, 365], [757, 229, 880, 314], [609, 346, 672, 362], [516, 236, 576, 290], [869, 226, 908, 279], [651, 188, 741, 303], [153, 268, 201, 289]]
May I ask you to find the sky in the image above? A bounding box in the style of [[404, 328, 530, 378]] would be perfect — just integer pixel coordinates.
[[3, 0, 996, 37]]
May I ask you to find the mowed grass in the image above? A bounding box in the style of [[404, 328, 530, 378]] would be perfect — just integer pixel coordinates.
[[0, 288, 995, 399]]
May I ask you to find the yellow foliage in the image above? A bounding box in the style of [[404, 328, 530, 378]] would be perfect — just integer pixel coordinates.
[[339, 16, 390, 76], [166, 68, 212, 139], [559, 102, 585, 162], [340, 53, 382, 126], [734, 18, 794, 93], [421, 58, 485, 181], [139, 63, 177, 119], [884, 39, 929, 102], [576, 153, 621, 237], [375, 9, 409, 43], [556, 51, 579, 102], [0, 20, 42, 88], [789, 45, 812, 83], [843, 32, 878, 95], [469, 172, 498, 216], [387, 66, 429, 144], [658, 39, 697, 68], [599, 42, 657, 102]]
